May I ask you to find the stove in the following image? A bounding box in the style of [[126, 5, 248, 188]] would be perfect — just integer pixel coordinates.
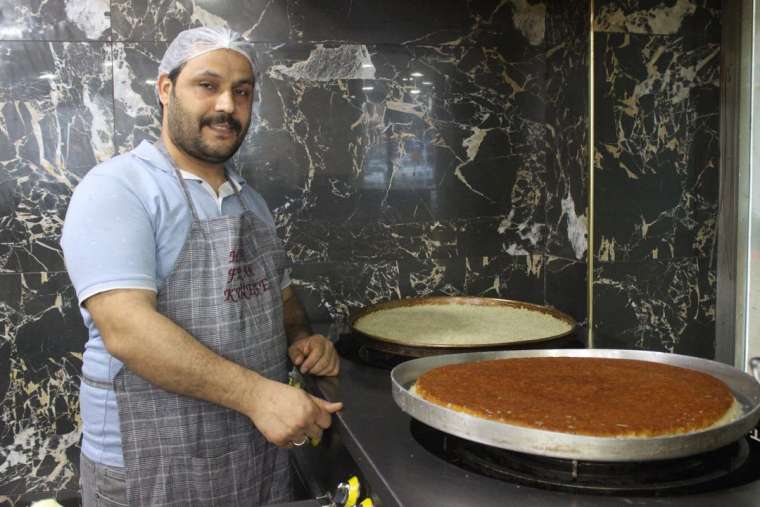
[[291, 333, 760, 506], [413, 420, 757, 496]]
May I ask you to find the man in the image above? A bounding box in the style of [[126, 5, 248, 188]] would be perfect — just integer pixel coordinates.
[[61, 27, 341, 506]]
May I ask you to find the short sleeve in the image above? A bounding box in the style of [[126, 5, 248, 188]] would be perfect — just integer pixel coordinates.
[[61, 171, 158, 305]]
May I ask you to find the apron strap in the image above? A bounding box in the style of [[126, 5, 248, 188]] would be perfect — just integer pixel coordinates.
[[227, 171, 250, 212], [154, 139, 202, 222]]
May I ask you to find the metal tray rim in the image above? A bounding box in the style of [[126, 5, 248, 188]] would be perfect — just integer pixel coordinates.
[[390, 349, 760, 461]]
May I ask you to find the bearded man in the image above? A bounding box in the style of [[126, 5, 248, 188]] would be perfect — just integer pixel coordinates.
[[61, 27, 341, 506]]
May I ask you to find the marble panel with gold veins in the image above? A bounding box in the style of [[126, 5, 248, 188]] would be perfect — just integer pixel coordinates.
[[592, 0, 720, 355]]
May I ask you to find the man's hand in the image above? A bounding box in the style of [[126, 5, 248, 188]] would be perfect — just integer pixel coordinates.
[[288, 335, 340, 376], [282, 287, 339, 376], [246, 377, 343, 447]]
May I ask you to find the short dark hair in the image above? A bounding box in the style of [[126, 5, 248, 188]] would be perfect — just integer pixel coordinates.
[[158, 62, 186, 115]]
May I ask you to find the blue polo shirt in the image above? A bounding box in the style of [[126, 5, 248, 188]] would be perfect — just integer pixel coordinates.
[[61, 140, 290, 467]]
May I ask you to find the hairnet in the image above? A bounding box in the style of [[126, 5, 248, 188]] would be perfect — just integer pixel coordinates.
[[158, 26, 255, 78]]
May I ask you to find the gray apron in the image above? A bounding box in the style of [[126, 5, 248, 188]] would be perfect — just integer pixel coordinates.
[[112, 142, 291, 506]]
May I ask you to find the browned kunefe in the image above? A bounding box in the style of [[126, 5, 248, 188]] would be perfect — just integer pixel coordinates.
[[414, 357, 736, 437]]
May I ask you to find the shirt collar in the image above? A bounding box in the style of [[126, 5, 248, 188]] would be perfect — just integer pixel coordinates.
[[132, 140, 247, 190], [179, 169, 243, 192]]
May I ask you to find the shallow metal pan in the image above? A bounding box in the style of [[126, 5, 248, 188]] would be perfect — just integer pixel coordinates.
[[350, 297, 578, 357], [391, 349, 760, 462]]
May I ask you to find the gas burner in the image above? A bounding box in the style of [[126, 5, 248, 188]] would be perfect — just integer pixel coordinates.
[[411, 420, 753, 496], [335, 335, 409, 370], [356, 345, 409, 369]]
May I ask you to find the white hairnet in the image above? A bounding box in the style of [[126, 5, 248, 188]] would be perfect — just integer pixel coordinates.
[[158, 26, 255, 78]]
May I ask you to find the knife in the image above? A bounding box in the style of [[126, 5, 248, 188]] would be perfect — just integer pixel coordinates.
[[288, 366, 321, 447]]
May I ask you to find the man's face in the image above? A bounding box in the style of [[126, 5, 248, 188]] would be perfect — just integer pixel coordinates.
[[163, 49, 254, 164]]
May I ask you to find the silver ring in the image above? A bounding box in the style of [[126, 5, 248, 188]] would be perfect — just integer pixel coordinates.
[[292, 437, 308, 447]]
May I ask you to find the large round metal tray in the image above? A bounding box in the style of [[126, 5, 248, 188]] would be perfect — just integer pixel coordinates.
[[351, 297, 577, 352], [391, 349, 760, 462]]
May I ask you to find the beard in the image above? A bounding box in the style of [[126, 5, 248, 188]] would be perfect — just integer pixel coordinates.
[[166, 91, 250, 164]]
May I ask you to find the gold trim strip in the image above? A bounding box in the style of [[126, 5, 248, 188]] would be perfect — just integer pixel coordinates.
[[588, 0, 595, 348]]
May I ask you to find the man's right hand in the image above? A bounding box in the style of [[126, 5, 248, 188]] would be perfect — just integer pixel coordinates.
[[246, 377, 343, 447]]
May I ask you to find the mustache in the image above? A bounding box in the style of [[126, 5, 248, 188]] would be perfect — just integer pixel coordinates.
[[201, 114, 242, 132]]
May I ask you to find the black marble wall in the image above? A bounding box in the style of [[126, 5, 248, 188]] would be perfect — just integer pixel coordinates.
[[0, 1, 590, 503], [592, 0, 721, 356]]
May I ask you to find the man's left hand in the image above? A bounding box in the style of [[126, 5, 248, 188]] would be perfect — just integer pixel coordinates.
[[288, 335, 340, 376]]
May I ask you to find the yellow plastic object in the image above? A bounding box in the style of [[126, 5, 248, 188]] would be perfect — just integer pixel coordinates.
[[344, 475, 360, 507], [359, 499, 374, 507]]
